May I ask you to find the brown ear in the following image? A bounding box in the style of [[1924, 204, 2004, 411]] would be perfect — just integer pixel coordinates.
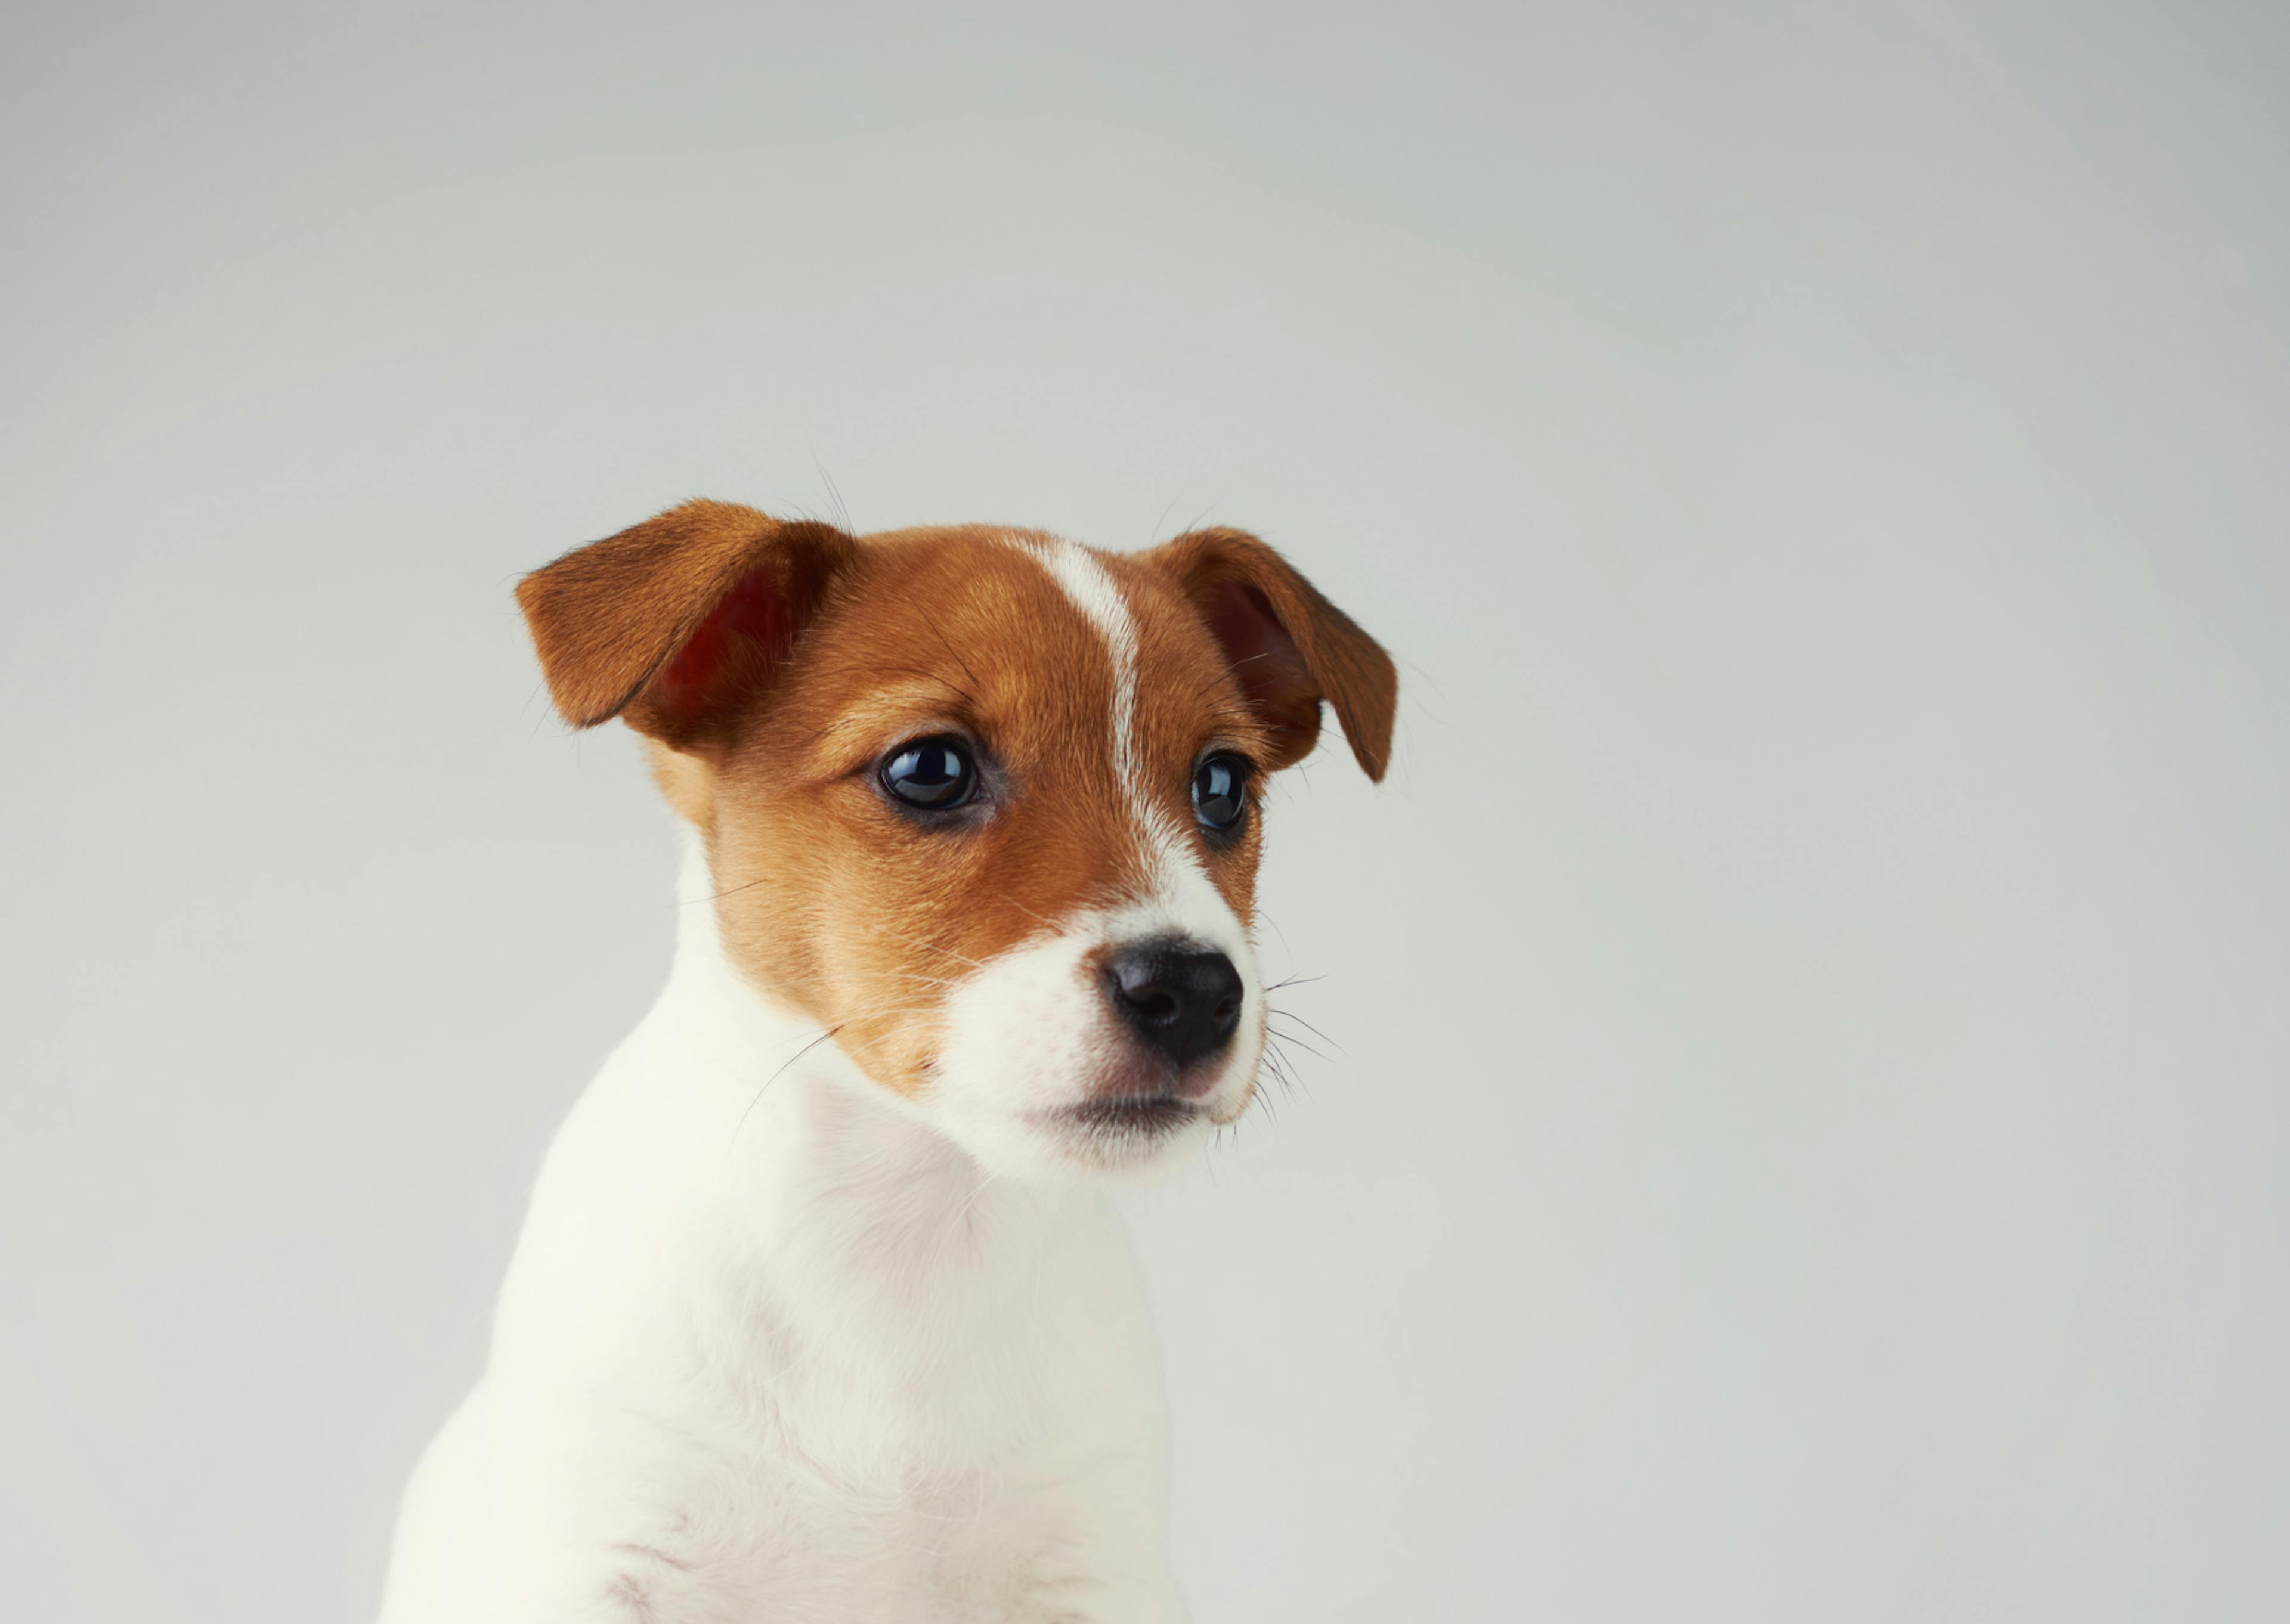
[[1141, 526, 1397, 780], [515, 499, 856, 748]]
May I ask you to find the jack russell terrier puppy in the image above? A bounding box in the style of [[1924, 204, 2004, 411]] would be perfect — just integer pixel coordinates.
[[377, 501, 1395, 1623]]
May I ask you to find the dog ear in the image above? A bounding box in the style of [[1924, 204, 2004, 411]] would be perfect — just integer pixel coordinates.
[[1141, 526, 1397, 780], [516, 499, 856, 749]]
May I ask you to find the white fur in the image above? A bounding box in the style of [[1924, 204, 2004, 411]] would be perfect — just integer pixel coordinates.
[[379, 847, 1200, 1622], [380, 547, 1265, 1620]]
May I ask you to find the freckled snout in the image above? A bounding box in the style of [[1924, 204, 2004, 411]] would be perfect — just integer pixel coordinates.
[[1104, 939, 1245, 1074]]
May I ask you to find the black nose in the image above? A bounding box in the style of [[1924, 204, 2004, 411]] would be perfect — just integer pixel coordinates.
[[1104, 941, 1245, 1067]]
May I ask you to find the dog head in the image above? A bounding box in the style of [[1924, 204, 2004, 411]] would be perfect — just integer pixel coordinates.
[[519, 500, 1395, 1181]]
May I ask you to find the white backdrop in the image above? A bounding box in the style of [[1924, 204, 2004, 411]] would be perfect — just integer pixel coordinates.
[[4, 4, 2286, 1620]]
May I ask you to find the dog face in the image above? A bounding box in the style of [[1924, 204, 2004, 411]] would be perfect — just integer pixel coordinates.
[[519, 501, 1394, 1180]]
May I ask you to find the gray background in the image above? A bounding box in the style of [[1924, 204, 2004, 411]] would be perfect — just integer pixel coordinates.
[[4, 2, 2286, 1620]]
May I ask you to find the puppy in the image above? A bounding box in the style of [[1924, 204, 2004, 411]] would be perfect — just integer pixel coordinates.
[[377, 501, 1395, 1623]]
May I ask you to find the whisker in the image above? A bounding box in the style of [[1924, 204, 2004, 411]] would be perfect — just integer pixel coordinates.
[[682, 874, 772, 907], [857, 925, 989, 973], [1193, 650, 1275, 701], [1147, 493, 1184, 548], [999, 897, 1070, 942], [1265, 1022, 1333, 1062], [812, 455, 855, 533], [736, 1025, 844, 1136], [874, 664, 981, 709], [731, 991, 945, 1139], [1268, 1007, 1338, 1043], [1173, 503, 1223, 538], [925, 619, 985, 698]]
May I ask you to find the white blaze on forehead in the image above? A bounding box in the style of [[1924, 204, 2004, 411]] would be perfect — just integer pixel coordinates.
[[1015, 536, 1143, 796], [1005, 533, 1251, 959]]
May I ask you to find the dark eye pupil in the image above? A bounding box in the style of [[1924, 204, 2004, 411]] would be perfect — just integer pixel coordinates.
[[882, 739, 974, 808], [1192, 755, 1247, 831]]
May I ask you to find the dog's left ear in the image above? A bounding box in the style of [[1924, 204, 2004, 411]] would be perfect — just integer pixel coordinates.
[[1141, 527, 1397, 780]]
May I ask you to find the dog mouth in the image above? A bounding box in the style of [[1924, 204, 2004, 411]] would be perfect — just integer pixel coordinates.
[[1060, 1093, 1200, 1137]]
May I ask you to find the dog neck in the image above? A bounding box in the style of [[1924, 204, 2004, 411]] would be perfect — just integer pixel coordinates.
[[624, 836, 1100, 1372]]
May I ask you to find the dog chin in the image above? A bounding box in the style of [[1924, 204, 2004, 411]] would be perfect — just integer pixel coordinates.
[[923, 1064, 1248, 1186], [1036, 1096, 1217, 1182]]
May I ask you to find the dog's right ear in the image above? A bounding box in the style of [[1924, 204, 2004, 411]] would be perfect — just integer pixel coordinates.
[[516, 499, 856, 750]]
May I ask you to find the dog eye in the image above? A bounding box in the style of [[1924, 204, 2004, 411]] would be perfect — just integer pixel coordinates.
[[1191, 753, 1250, 833], [880, 737, 976, 810]]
